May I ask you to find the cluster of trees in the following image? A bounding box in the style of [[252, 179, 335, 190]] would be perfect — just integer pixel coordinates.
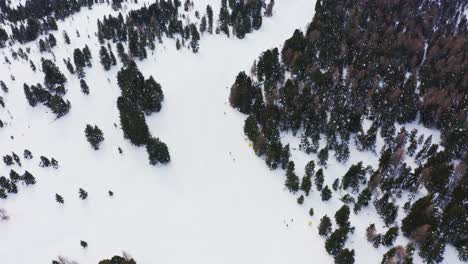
[[23, 59, 71, 118], [217, 0, 273, 39], [98, 254, 136, 264], [97, 0, 203, 54], [0, 170, 36, 200], [0, 0, 98, 44], [116, 61, 170, 165], [97, 0, 274, 55], [230, 0, 467, 262]]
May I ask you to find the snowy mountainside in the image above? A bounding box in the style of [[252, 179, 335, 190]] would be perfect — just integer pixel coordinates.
[[0, 0, 328, 263]]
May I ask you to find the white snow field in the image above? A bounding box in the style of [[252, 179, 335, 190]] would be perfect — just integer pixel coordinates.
[[0, 0, 462, 263]]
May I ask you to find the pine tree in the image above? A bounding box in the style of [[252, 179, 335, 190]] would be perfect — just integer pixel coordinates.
[[318, 147, 329, 167], [73, 48, 86, 77], [206, 5, 214, 34], [342, 162, 366, 193], [78, 188, 88, 200], [141, 76, 164, 114], [100, 46, 112, 71], [334, 248, 355, 264], [300, 174, 312, 196], [419, 232, 445, 264], [48, 33, 56, 47], [321, 185, 332, 201], [146, 137, 170, 165], [200, 16, 207, 33], [63, 31, 70, 44], [315, 168, 324, 191], [334, 205, 350, 228], [80, 79, 89, 95], [285, 161, 299, 193], [244, 114, 259, 141], [47, 95, 71, 118], [332, 178, 339, 191], [85, 124, 104, 150], [55, 194, 64, 203], [42, 59, 67, 89], [229, 71, 255, 114], [318, 215, 332, 237], [374, 193, 398, 226], [23, 149, 33, 159], [354, 187, 372, 213], [23, 171, 36, 185], [325, 227, 349, 255], [304, 160, 316, 177], [382, 227, 398, 246], [117, 96, 150, 146]]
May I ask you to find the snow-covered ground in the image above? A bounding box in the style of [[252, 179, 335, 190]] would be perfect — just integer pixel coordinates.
[[0, 0, 462, 263]]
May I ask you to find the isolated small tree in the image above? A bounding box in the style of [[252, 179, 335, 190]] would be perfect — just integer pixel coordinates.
[[146, 137, 170, 165], [309, 208, 314, 216], [295, 195, 303, 205], [55, 194, 64, 203], [23, 149, 33, 159], [78, 188, 88, 200], [80, 240, 88, 248], [85, 124, 104, 150]]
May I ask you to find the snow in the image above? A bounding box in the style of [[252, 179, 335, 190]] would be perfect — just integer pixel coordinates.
[[0, 0, 463, 263]]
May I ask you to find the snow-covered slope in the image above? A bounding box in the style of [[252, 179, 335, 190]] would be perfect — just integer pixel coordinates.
[[0, 0, 321, 263], [0, 0, 464, 263]]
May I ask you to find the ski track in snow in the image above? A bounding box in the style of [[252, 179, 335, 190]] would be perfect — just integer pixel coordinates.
[[0, 0, 462, 263]]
